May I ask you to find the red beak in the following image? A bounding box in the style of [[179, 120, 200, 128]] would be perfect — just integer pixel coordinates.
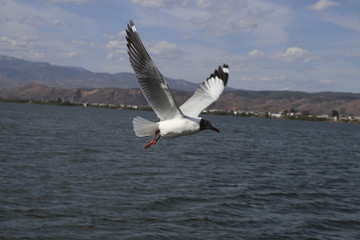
[[211, 127, 220, 133]]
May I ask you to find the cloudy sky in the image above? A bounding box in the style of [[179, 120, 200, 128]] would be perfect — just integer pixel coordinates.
[[0, 0, 359, 92]]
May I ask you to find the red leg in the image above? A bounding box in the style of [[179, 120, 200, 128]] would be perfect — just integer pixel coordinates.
[[144, 130, 160, 149], [153, 135, 161, 145]]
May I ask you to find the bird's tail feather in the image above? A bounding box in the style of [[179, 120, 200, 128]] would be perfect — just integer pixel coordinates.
[[132, 116, 158, 137]]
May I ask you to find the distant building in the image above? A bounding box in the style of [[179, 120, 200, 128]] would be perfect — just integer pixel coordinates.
[[316, 114, 329, 119], [269, 112, 282, 118]]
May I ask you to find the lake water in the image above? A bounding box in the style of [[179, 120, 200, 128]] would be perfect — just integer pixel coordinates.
[[0, 102, 359, 239]]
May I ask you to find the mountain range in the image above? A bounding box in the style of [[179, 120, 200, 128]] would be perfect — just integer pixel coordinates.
[[1, 55, 359, 115], [0, 55, 199, 91]]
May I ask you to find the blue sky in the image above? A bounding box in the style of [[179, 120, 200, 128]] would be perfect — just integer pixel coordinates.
[[0, 0, 359, 92]]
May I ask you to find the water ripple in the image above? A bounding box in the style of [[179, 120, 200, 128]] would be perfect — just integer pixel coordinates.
[[1, 103, 359, 239]]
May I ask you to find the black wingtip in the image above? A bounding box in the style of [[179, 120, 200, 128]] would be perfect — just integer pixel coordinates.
[[220, 64, 229, 86], [206, 64, 229, 87], [127, 20, 136, 34], [129, 19, 134, 28], [126, 19, 148, 60]]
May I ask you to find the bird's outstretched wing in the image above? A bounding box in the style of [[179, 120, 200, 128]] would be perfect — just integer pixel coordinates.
[[180, 64, 229, 117], [126, 20, 183, 121]]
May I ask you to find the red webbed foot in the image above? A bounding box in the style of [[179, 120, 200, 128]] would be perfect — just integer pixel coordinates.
[[144, 130, 160, 149]]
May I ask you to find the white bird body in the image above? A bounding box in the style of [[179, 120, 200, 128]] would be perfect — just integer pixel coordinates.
[[126, 20, 228, 149], [158, 116, 201, 138], [133, 115, 201, 138]]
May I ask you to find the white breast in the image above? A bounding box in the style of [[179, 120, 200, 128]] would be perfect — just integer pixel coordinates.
[[159, 116, 201, 138]]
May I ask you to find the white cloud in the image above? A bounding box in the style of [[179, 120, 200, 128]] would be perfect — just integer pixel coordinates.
[[1, 36, 20, 47], [103, 31, 127, 40], [106, 40, 126, 49], [201, 0, 291, 42], [130, 0, 188, 8], [57, 51, 77, 58], [277, 47, 319, 63], [309, 0, 340, 11], [106, 53, 115, 60], [52, 19, 61, 25], [148, 40, 177, 55], [71, 40, 88, 46], [0, 0, 357, 92], [42, 0, 90, 4], [0, 34, 46, 60], [322, 15, 360, 32], [102, 31, 128, 60], [0, 35, 44, 49], [240, 76, 253, 82], [20, 16, 43, 25], [132, 0, 291, 44], [248, 49, 265, 58], [0, 0, 101, 67], [28, 50, 45, 59], [258, 75, 287, 82], [104, 46, 127, 60], [259, 76, 272, 82], [130, 0, 165, 8]]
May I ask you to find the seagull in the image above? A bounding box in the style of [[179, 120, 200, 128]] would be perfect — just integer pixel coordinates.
[[126, 20, 229, 149]]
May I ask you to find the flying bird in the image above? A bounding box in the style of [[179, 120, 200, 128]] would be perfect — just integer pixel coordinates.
[[126, 20, 229, 149]]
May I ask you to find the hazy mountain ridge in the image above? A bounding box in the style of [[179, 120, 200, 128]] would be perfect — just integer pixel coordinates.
[[215, 90, 360, 115], [0, 55, 199, 91], [1, 56, 359, 115], [1, 82, 359, 116], [0, 82, 192, 107]]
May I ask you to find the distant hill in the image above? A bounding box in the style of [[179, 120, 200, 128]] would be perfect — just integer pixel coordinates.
[[1, 82, 359, 116], [215, 90, 360, 116], [0, 55, 199, 91], [1, 55, 359, 115]]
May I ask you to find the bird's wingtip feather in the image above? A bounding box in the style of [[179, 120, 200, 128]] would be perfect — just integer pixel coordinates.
[[206, 64, 229, 87]]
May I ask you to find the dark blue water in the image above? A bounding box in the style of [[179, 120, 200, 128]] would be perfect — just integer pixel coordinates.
[[0, 102, 359, 239]]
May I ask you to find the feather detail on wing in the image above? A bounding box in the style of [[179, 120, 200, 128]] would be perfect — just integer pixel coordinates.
[[180, 64, 229, 117], [126, 20, 183, 121]]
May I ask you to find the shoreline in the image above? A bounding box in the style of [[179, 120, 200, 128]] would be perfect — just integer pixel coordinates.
[[1, 97, 358, 124]]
